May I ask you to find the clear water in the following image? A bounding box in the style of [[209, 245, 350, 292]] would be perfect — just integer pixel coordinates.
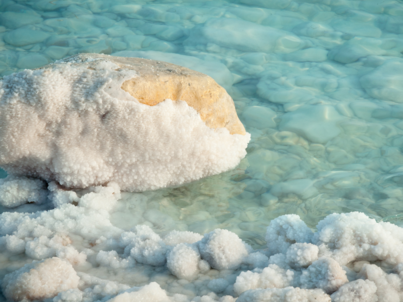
[[1, 0, 403, 300]]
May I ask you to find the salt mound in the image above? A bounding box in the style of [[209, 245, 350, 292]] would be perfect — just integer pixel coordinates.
[[330, 280, 377, 302], [119, 225, 168, 266], [167, 243, 201, 280], [198, 229, 249, 270], [312, 212, 403, 266], [2, 257, 79, 301], [299, 258, 348, 294], [265, 214, 313, 255], [286, 243, 318, 268], [0, 54, 249, 192]]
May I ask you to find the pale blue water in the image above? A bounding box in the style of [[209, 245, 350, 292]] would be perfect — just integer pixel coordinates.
[[1, 0, 403, 300]]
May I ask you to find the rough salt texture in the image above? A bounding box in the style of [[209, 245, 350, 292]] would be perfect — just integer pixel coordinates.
[[0, 182, 402, 302], [299, 258, 348, 294], [265, 215, 314, 256], [119, 225, 168, 266], [234, 264, 294, 295], [312, 212, 403, 266], [2, 257, 79, 301], [286, 243, 318, 268], [330, 279, 377, 302], [0, 54, 250, 192], [0, 176, 48, 208], [167, 243, 200, 280], [198, 229, 249, 270]]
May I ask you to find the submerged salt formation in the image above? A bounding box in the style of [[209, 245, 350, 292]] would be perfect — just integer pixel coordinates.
[[0, 54, 249, 192], [1, 183, 402, 301]]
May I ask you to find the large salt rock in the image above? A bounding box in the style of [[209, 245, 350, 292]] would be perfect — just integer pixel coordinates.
[[2, 257, 79, 301], [0, 53, 249, 192]]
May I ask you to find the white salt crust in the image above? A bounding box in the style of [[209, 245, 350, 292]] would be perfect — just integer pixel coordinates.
[[0, 55, 250, 192], [2, 257, 79, 301], [1, 185, 403, 302], [198, 229, 249, 270], [167, 243, 201, 280], [0, 177, 47, 208]]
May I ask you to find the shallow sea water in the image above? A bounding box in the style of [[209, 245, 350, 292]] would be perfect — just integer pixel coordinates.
[[1, 0, 403, 301]]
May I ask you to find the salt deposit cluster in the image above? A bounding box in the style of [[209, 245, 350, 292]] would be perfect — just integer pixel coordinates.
[[0, 182, 402, 302], [1, 0, 403, 301]]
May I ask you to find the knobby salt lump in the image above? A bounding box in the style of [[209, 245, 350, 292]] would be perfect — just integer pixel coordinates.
[[0, 53, 249, 192]]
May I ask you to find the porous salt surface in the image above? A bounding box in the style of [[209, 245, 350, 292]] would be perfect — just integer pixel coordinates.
[[2, 257, 79, 301], [0, 177, 47, 208], [0, 56, 250, 192], [1, 0, 403, 301]]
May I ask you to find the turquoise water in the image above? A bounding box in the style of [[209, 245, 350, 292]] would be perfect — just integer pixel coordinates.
[[1, 0, 403, 301]]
